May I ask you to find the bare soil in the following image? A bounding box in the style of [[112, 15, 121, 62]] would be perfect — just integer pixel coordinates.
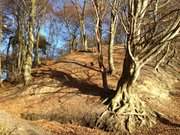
[[0, 45, 179, 135]]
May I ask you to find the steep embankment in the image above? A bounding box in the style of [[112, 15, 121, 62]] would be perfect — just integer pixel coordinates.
[[0, 45, 179, 134], [0, 110, 51, 135]]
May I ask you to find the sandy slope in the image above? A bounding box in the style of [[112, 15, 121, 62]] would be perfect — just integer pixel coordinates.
[[0, 46, 179, 135]]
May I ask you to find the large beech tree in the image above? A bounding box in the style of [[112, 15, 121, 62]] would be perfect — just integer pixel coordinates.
[[23, 0, 36, 85], [2, 0, 27, 82], [97, 0, 180, 133], [3, 0, 49, 84]]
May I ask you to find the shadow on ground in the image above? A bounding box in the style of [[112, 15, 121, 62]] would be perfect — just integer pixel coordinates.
[[32, 68, 115, 100]]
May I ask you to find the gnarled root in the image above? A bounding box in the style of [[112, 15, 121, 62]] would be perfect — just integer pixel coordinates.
[[96, 94, 157, 133]]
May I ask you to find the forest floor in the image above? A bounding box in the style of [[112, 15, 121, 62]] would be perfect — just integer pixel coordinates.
[[0, 45, 180, 135]]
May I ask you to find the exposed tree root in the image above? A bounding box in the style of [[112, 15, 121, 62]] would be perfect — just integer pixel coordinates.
[[96, 94, 157, 133]]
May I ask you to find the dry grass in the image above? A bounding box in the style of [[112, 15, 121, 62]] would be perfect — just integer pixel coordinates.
[[0, 45, 179, 134]]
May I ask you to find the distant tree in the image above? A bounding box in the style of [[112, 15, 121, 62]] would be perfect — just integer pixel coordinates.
[[35, 35, 51, 55], [108, 0, 120, 74], [92, 0, 109, 90], [55, 2, 80, 52], [34, 0, 49, 66], [71, 0, 88, 51]]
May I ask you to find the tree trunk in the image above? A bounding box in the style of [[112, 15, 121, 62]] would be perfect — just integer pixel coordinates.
[[108, 38, 115, 74], [108, 8, 117, 74], [80, 19, 88, 51], [79, 0, 88, 51], [111, 51, 141, 111], [69, 35, 76, 53], [0, 56, 3, 87], [83, 34, 88, 51], [34, 30, 41, 66], [17, 35, 22, 74], [17, 28, 25, 78], [97, 51, 156, 132], [95, 10, 109, 90], [23, 0, 35, 85], [10, 11, 24, 82], [9, 38, 18, 82]]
